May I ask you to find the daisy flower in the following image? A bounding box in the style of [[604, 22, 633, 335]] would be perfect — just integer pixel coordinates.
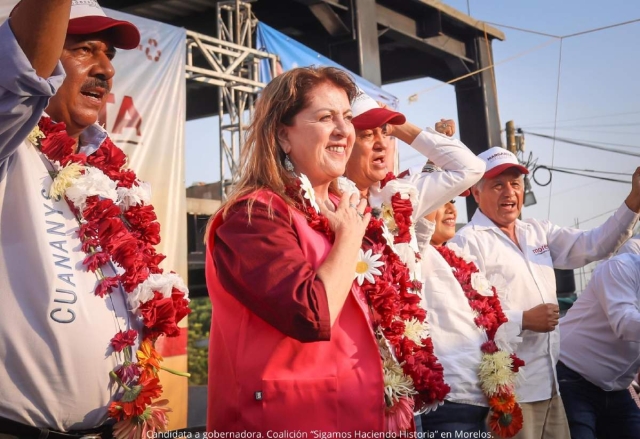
[[299, 173, 320, 213], [354, 248, 384, 285]]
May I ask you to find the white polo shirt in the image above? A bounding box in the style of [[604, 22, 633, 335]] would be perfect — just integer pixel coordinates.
[[450, 205, 639, 402], [560, 251, 640, 391]]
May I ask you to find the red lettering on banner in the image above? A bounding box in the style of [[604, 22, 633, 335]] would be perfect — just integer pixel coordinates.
[[112, 96, 142, 136], [99, 94, 143, 137]]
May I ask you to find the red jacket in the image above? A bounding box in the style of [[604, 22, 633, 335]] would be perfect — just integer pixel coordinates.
[[206, 191, 385, 432]]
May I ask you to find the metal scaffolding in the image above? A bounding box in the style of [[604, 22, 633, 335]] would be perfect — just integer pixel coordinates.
[[185, 0, 277, 200]]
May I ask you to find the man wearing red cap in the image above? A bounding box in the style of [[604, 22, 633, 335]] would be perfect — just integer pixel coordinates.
[[0, 1, 175, 438], [450, 147, 640, 439], [343, 90, 485, 218]]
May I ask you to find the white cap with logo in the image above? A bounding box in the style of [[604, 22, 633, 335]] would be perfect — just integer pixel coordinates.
[[478, 146, 529, 178]]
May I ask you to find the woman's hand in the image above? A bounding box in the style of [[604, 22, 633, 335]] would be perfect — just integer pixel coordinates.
[[317, 192, 371, 326], [435, 118, 456, 137], [319, 192, 370, 240]]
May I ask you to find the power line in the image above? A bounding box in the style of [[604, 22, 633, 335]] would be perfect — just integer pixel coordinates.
[[535, 165, 631, 184], [551, 166, 633, 176], [578, 208, 619, 224], [482, 21, 561, 38], [521, 134, 640, 149], [406, 38, 559, 102], [563, 18, 640, 38], [524, 122, 640, 129], [523, 110, 640, 127], [525, 132, 640, 157]]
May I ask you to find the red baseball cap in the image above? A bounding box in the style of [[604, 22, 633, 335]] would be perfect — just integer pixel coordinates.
[[479, 146, 529, 179], [11, 1, 140, 50], [67, 0, 140, 50], [351, 89, 406, 130]]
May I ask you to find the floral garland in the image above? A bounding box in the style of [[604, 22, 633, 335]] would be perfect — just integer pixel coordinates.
[[288, 174, 449, 432], [29, 118, 190, 439], [436, 243, 525, 438]]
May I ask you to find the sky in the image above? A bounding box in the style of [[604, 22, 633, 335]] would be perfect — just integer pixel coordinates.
[[184, 0, 640, 289]]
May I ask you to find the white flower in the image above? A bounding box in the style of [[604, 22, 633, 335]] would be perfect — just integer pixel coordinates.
[[49, 162, 85, 200], [380, 179, 418, 206], [354, 248, 384, 285], [336, 176, 360, 197], [487, 273, 508, 298], [117, 181, 152, 210], [128, 272, 189, 312], [298, 173, 320, 213], [446, 242, 477, 263], [381, 223, 396, 251], [395, 242, 420, 281], [27, 126, 45, 146], [65, 167, 118, 212], [403, 317, 429, 346], [382, 357, 417, 405], [479, 351, 516, 395], [471, 272, 494, 297]]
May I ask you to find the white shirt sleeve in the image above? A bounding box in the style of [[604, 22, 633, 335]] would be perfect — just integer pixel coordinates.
[[541, 202, 639, 269], [402, 128, 485, 219], [593, 255, 640, 342]]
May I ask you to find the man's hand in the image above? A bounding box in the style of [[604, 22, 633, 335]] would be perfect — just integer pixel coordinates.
[[624, 167, 640, 213], [376, 101, 421, 145], [434, 119, 456, 137], [522, 303, 560, 332]]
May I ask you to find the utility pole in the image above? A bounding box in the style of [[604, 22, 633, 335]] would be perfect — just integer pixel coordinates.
[[506, 120, 517, 154]]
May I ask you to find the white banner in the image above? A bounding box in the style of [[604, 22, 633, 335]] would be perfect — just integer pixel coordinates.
[[0, 2, 187, 283]]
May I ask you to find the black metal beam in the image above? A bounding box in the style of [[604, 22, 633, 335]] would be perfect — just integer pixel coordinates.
[[308, 3, 351, 37], [354, 0, 382, 85], [455, 37, 502, 221], [376, 4, 473, 64]]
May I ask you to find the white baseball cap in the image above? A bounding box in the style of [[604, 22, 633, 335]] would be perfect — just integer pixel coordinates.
[[351, 89, 405, 130], [478, 146, 529, 179]]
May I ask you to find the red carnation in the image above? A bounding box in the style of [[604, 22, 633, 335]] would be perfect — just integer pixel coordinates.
[[139, 293, 181, 338], [110, 329, 138, 352], [481, 340, 499, 354], [510, 354, 525, 373], [95, 276, 120, 298]]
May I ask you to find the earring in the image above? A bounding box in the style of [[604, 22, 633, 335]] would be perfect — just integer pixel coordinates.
[[284, 154, 295, 172]]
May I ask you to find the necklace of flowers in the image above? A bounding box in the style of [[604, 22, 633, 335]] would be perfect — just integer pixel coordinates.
[[436, 243, 525, 438], [28, 117, 191, 438], [289, 174, 449, 432]]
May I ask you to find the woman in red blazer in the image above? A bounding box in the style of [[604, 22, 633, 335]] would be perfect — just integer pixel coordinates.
[[205, 67, 385, 432]]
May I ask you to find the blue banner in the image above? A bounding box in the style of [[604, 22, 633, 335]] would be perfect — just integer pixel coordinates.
[[256, 22, 398, 108]]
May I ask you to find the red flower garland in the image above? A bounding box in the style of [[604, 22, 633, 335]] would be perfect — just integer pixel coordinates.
[[286, 178, 449, 419], [34, 117, 190, 432], [436, 245, 524, 437]]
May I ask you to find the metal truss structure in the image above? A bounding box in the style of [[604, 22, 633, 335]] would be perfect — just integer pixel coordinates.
[[185, 0, 277, 200]]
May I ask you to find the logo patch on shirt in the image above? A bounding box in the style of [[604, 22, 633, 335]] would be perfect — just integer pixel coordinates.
[[532, 244, 550, 255]]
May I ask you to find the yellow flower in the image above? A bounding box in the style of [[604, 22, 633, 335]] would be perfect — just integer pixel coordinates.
[[27, 126, 45, 146], [49, 163, 84, 200], [479, 351, 516, 395]]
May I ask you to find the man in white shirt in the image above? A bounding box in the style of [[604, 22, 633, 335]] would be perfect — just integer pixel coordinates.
[[558, 235, 640, 439], [450, 147, 640, 439], [344, 91, 485, 220]]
